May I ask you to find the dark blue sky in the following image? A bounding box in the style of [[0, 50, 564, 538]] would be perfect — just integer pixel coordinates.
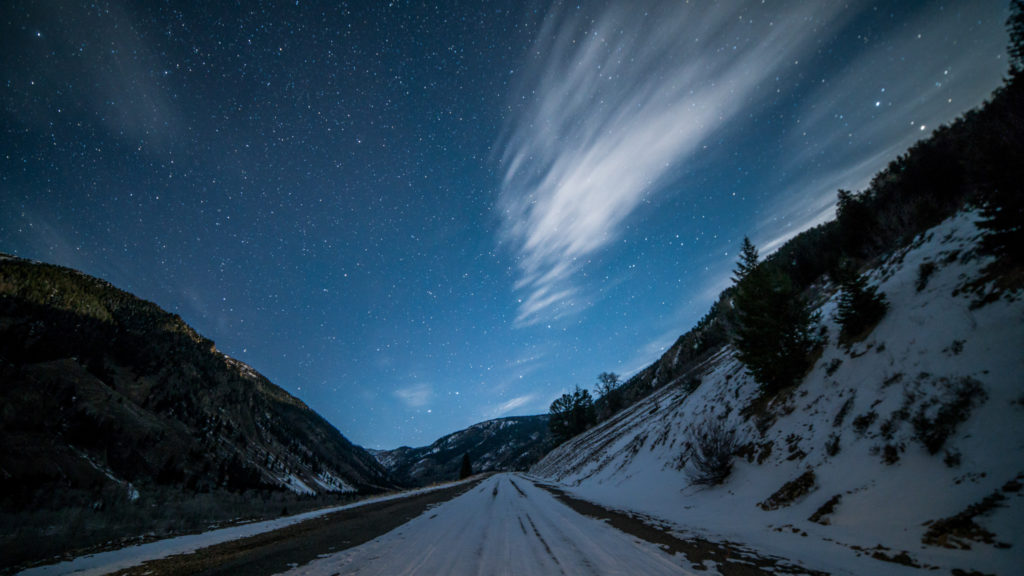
[[1, 1, 1009, 448]]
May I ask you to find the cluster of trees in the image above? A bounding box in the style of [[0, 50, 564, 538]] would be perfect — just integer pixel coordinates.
[[547, 385, 597, 445], [731, 238, 820, 395], [546, 2, 1024, 444], [835, 264, 889, 343], [728, 1, 1024, 392], [729, 238, 893, 394]]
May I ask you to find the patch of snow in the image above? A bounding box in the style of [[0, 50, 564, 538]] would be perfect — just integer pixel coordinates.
[[16, 479, 479, 576], [533, 210, 1024, 576], [282, 473, 315, 496]]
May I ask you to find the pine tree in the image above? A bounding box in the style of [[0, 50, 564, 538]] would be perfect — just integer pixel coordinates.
[[1009, 0, 1024, 77], [459, 452, 472, 479], [732, 236, 759, 283], [548, 393, 575, 444], [548, 385, 597, 445], [570, 387, 596, 436], [836, 268, 888, 342], [976, 0, 1024, 268], [732, 242, 819, 395]]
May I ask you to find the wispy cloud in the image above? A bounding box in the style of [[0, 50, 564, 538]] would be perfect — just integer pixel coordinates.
[[393, 383, 432, 409], [496, 1, 850, 326], [759, 2, 1008, 256], [484, 394, 539, 420], [14, 0, 180, 147]]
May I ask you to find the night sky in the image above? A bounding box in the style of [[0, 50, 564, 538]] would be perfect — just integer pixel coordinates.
[[1, 1, 1010, 449]]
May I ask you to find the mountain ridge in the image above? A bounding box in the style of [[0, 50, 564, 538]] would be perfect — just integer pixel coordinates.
[[371, 414, 551, 486], [0, 253, 392, 568]]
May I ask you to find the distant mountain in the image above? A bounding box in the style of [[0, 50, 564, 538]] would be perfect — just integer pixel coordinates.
[[0, 254, 392, 567], [372, 415, 551, 486]]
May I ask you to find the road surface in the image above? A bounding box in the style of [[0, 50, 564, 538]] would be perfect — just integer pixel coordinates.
[[277, 473, 695, 575], [23, 474, 825, 575]]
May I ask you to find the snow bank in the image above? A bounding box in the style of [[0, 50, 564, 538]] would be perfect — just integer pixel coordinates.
[[533, 210, 1024, 575], [16, 479, 477, 576]]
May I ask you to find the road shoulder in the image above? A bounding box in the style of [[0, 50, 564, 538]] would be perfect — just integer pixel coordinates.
[[532, 479, 829, 576], [104, 478, 484, 576]]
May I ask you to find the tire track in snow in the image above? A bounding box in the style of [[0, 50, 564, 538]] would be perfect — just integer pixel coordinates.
[[274, 473, 695, 575], [509, 478, 528, 497], [522, 513, 566, 574]]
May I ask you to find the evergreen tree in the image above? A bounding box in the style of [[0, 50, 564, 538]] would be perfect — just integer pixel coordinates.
[[1009, 0, 1024, 77], [836, 267, 888, 342], [459, 452, 472, 480], [974, 1, 1024, 269], [976, 150, 1024, 268], [548, 392, 574, 444], [570, 386, 596, 436], [732, 236, 760, 283], [732, 241, 819, 394], [548, 385, 597, 445]]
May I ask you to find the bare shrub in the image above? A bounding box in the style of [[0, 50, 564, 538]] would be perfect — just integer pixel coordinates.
[[832, 395, 855, 427], [825, 433, 841, 457], [912, 377, 987, 454], [916, 261, 937, 292], [852, 410, 878, 436], [683, 419, 740, 486]]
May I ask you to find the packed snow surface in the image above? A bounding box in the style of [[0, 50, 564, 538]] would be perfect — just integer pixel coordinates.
[[273, 473, 696, 575], [532, 210, 1024, 575], [16, 480, 476, 576]]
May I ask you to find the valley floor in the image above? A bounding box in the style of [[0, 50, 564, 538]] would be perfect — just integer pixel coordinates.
[[16, 473, 832, 576], [273, 473, 822, 576]]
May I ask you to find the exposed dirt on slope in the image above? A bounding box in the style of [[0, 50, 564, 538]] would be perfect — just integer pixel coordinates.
[[536, 482, 829, 575]]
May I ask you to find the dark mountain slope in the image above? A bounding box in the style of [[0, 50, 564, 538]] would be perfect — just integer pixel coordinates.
[[591, 74, 1024, 428], [372, 415, 551, 486], [0, 255, 391, 568]]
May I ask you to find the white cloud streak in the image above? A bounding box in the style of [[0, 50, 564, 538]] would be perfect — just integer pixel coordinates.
[[497, 1, 851, 326], [497, 394, 536, 414], [393, 383, 432, 408]]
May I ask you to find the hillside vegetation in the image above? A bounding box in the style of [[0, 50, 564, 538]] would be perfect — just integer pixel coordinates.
[[0, 256, 392, 569], [532, 20, 1024, 576], [533, 207, 1023, 575], [578, 60, 1023, 436]]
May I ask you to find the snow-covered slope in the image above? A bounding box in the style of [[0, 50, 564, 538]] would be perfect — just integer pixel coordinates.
[[372, 415, 551, 486], [532, 211, 1023, 575]]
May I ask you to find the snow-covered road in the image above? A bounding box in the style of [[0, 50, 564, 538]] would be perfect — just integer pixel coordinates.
[[274, 473, 696, 575]]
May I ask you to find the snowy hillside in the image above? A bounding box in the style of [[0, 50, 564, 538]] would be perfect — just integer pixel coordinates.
[[372, 415, 550, 486], [532, 210, 1023, 575]]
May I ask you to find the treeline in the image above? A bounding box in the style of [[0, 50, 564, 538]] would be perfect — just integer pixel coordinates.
[[549, 3, 1024, 441]]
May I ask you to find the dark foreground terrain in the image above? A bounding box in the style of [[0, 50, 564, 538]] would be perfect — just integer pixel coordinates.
[[101, 480, 481, 576], [45, 474, 829, 576]]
